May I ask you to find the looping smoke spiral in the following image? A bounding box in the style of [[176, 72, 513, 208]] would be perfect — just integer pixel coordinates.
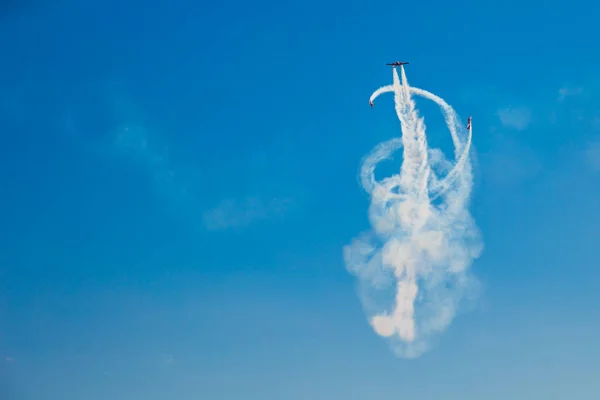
[[344, 67, 483, 358]]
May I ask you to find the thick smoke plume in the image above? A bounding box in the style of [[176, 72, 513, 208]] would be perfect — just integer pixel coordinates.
[[344, 67, 483, 358]]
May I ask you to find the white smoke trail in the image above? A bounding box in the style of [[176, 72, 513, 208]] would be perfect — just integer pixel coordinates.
[[344, 67, 483, 358]]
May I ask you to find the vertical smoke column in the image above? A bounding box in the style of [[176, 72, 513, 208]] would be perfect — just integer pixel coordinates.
[[369, 66, 432, 343]]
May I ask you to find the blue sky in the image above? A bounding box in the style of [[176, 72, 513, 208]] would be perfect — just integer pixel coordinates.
[[1, 0, 600, 398]]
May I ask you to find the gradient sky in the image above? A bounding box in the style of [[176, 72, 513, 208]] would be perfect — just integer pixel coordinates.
[[1, 0, 600, 399]]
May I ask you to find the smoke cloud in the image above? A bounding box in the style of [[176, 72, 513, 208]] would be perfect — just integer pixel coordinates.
[[344, 67, 483, 358]]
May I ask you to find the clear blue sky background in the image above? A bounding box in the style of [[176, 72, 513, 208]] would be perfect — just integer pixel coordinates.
[[1, 0, 600, 399]]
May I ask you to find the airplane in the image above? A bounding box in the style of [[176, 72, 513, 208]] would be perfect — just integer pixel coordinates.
[[467, 116, 472, 130], [369, 100, 374, 108], [386, 61, 409, 67]]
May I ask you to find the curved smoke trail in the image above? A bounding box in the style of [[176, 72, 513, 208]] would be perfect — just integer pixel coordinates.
[[344, 67, 483, 358]]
